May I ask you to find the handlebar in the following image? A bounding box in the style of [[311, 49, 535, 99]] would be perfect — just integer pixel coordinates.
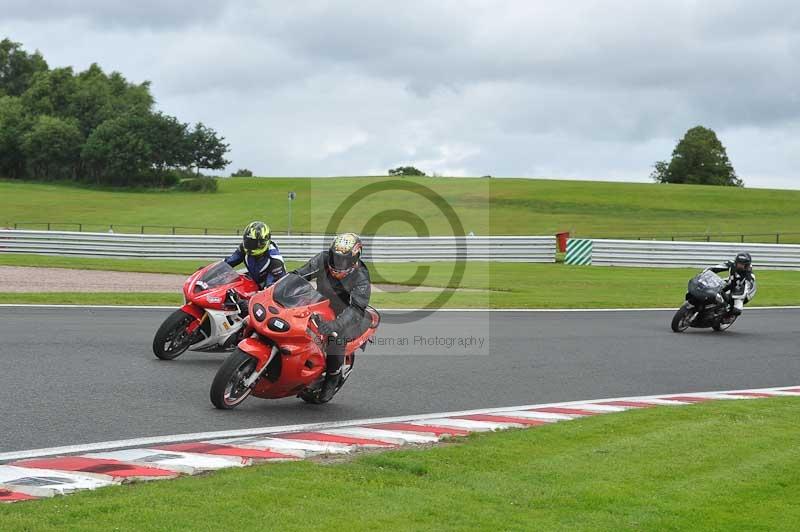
[[310, 313, 338, 338]]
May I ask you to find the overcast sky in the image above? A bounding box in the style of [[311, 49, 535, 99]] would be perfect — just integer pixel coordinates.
[[3, 1, 800, 188]]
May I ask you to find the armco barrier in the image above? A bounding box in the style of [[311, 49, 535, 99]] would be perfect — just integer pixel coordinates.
[[589, 239, 800, 270], [0, 230, 556, 263]]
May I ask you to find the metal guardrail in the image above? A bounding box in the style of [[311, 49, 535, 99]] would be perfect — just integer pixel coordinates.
[[587, 239, 800, 270], [0, 230, 556, 263]]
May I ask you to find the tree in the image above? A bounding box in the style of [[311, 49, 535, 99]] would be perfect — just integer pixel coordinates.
[[82, 112, 154, 185], [82, 111, 194, 187], [144, 113, 191, 183], [652, 126, 741, 186], [188, 122, 230, 175], [649, 160, 668, 183], [69, 64, 155, 137], [0, 96, 32, 178], [20, 67, 77, 118], [231, 168, 253, 177], [21, 115, 83, 179], [0, 38, 48, 97], [388, 166, 426, 176]]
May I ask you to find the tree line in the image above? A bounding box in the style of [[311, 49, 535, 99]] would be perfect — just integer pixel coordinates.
[[0, 38, 229, 188]]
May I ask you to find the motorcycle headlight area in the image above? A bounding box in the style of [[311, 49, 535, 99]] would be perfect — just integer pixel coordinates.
[[252, 304, 267, 322]]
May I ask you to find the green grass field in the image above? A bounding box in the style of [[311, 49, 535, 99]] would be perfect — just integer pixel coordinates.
[[1, 397, 798, 531], [2, 254, 799, 308], [3, 177, 800, 241]]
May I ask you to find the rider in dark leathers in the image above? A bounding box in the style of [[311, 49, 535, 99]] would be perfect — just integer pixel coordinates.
[[706, 252, 757, 315], [292, 233, 371, 401]]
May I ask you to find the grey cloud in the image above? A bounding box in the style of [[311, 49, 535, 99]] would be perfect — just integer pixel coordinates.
[[0, 0, 230, 28]]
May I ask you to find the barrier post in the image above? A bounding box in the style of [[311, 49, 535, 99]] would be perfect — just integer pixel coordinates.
[[555, 232, 570, 252]]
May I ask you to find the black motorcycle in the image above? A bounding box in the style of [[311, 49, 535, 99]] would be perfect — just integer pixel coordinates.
[[671, 270, 738, 333]]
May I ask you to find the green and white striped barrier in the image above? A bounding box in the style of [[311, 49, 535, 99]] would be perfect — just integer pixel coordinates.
[[565, 238, 592, 265]]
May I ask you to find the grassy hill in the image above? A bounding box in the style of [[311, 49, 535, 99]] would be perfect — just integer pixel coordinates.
[[2, 177, 800, 241]]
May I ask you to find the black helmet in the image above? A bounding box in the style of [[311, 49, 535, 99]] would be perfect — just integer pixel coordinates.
[[734, 252, 752, 272], [327, 232, 362, 280], [242, 221, 271, 256]]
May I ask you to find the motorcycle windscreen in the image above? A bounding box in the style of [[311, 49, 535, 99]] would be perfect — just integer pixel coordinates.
[[197, 262, 241, 290], [688, 270, 726, 300], [272, 273, 327, 308]]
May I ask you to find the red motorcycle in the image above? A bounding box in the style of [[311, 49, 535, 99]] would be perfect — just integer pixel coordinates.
[[152, 261, 258, 360], [210, 273, 380, 408]]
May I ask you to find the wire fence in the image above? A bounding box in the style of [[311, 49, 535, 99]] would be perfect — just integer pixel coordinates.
[[3, 222, 321, 236], [597, 232, 800, 245]]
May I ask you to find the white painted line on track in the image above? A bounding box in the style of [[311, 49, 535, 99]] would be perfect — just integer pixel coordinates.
[[3, 385, 797, 463]]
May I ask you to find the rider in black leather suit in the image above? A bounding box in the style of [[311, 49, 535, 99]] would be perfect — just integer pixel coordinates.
[[293, 233, 371, 400]]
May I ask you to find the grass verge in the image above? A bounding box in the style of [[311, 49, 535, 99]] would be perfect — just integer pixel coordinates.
[[1, 398, 798, 531], [2, 255, 799, 308]]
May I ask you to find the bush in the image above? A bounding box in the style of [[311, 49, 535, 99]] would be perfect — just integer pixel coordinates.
[[156, 171, 181, 188], [176, 177, 218, 192], [388, 166, 426, 176], [231, 168, 253, 177]]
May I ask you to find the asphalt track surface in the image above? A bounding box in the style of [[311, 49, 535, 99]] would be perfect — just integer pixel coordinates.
[[1, 307, 799, 453]]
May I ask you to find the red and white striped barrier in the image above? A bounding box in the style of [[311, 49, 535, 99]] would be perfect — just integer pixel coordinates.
[[2, 385, 798, 502]]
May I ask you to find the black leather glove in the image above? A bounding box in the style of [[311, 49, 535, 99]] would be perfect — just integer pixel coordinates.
[[225, 288, 239, 307], [236, 299, 249, 318], [317, 320, 337, 337]]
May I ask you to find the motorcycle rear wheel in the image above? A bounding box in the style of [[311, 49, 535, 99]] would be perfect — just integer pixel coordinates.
[[210, 349, 257, 409], [671, 304, 692, 333], [153, 309, 196, 360]]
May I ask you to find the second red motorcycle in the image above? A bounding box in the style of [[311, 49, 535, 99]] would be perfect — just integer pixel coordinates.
[[152, 261, 258, 360]]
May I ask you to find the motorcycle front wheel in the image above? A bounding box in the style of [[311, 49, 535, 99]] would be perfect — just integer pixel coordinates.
[[671, 304, 692, 333], [152, 309, 197, 360], [210, 348, 257, 409]]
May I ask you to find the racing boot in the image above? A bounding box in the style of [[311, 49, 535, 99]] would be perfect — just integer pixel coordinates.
[[319, 369, 342, 402]]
